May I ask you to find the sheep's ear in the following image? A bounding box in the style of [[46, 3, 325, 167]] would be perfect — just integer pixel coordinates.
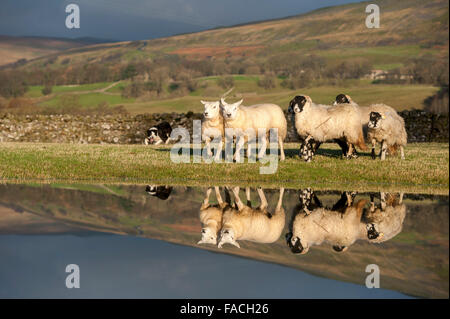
[[200, 100, 207, 105], [305, 96, 312, 103], [197, 240, 206, 245], [235, 99, 243, 107], [220, 98, 227, 105]]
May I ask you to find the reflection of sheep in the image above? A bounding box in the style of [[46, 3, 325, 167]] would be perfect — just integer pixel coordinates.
[[201, 100, 224, 161], [287, 190, 407, 254], [333, 94, 405, 159], [287, 193, 368, 254], [198, 187, 231, 245], [288, 95, 367, 161], [365, 193, 406, 243], [218, 187, 285, 248], [220, 98, 287, 161], [368, 111, 407, 160]]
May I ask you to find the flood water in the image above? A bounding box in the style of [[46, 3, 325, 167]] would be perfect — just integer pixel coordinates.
[[0, 184, 448, 299]]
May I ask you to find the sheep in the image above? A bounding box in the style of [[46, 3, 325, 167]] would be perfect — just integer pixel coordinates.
[[288, 95, 367, 161], [368, 111, 407, 160], [220, 98, 287, 162], [333, 94, 406, 159], [286, 189, 368, 254], [365, 192, 406, 242], [201, 100, 224, 161], [198, 186, 231, 245], [218, 187, 285, 248], [286, 190, 406, 254]]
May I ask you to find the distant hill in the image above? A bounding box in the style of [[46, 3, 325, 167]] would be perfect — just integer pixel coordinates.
[[0, 35, 111, 67], [5, 0, 447, 71]]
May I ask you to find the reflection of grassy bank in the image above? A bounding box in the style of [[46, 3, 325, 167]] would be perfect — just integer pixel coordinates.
[[0, 142, 448, 194]]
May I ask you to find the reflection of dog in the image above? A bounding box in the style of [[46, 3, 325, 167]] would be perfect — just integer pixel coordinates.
[[144, 122, 172, 145], [145, 185, 172, 200]]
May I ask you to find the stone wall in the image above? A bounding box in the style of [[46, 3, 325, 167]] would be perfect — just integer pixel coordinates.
[[0, 110, 448, 144]]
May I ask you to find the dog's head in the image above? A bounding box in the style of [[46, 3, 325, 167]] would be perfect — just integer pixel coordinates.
[[146, 127, 161, 144]]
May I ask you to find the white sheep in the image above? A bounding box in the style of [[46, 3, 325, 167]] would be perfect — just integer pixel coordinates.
[[201, 100, 224, 161], [218, 187, 285, 248], [288, 95, 367, 161], [333, 94, 406, 159], [368, 110, 407, 160], [198, 186, 231, 245], [220, 98, 287, 162]]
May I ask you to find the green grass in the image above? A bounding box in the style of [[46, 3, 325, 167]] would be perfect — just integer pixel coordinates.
[[26, 82, 114, 98], [0, 142, 448, 194], [40, 93, 134, 108]]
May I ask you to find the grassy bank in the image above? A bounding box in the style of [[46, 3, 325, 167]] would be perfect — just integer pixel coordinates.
[[0, 142, 448, 194]]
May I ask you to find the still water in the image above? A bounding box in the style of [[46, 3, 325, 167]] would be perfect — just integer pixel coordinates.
[[0, 184, 448, 298]]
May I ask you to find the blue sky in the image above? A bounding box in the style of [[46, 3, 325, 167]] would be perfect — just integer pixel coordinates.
[[0, 0, 363, 40]]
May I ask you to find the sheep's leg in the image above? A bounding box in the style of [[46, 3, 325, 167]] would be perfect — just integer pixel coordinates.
[[214, 140, 223, 161], [347, 143, 354, 159], [275, 187, 285, 213], [400, 146, 405, 160], [257, 187, 268, 211], [205, 137, 213, 157], [231, 187, 245, 211], [245, 187, 252, 207], [154, 140, 163, 146], [278, 137, 285, 161], [201, 188, 212, 210], [380, 141, 387, 161], [165, 137, 172, 145], [371, 139, 377, 160], [380, 192, 386, 211], [258, 136, 267, 159], [234, 135, 245, 162], [214, 186, 223, 206], [370, 194, 375, 212], [399, 192, 404, 204]]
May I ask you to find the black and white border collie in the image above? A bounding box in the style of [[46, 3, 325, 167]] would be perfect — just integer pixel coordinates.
[[144, 121, 173, 145]]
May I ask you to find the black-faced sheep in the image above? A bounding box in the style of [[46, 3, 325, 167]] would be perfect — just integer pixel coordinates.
[[288, 95, 367, 162], [368, 111, 407, 160]]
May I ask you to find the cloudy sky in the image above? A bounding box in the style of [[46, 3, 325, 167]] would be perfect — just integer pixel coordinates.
[[0, 0, 362, 41]]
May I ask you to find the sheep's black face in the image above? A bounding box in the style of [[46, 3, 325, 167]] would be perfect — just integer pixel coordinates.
[[367, 223, 380, 240], [286, 233, 306, 254], [335, 94, 350, 104], [368, 112, 383, 129], [288, 96, 307, 114]]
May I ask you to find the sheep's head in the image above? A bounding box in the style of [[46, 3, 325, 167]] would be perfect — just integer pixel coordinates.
[[333, 93, 353, 106], [368, 111, 385, 129], [285, 232, 309, 254], [201, 100, 220, 120], [220, 98, 243, 120], [288, 95, 310, 114], [197, 227, 218, 245], [217, 228, 240, 248], [366, 223, 384, 242]]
